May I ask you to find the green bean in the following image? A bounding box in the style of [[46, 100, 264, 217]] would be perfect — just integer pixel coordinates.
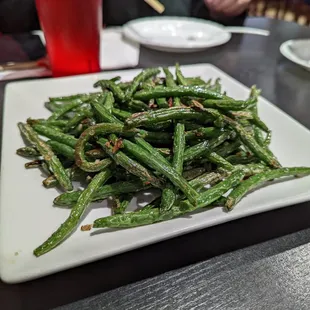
[[185, 127, 225, 142], [170, 68, 187, 174], [202, 98, 252, 110], [43, 175, 59, 188], [175, 63, 188, 86], [163, 68, 175, 87], [112, 108, 131, 121], [226, 167, 310, 211], [134, 136, 171, 167], [216, 140, 242, 158], [93, 171, 244, 229], [247, 86, 266, 146], [132, 135, 175, 211], [63, 108, 93, 132], [27, 118, 68, 128], [250, 113, 269, 133], [264, 131, 272, 146], [182, 170, 245, 211], [44, 101, 62, 113], [254, 126, 267, 147], [157, 148, 171, 156], [207, 152, 234, 171], [118, 82, 132, 90], [134, 85, 224, 101], [129, 128, 172, 144], [160, 186, 176, 211], [126, 100, 150, 112], [25, 159, 44, 169], [85, 148, 106, 160], [226, 154, 259, 165], [139, 77, 168, 108], [46, 140, 75, 161], [43, 166, 85, 188], [228, 111, 253, 120], [172, 123, 186, 174], [49, 93, 98, 102], [48, 100, 82, 121], [98, 137, 164, 188], [124, 107, 213, 129], [248, 85, 261, 109], [184, 131, 231, 162], [136, 202, 159, 214], [183, 122, 202, 131], [209, 78, 222, 93], [140, 77, 155, 90], [122, 139, 199, 205], [189, 172, 223, 191], [74, 123, 124, 172], [34, 169, 112, 256], [16, 146, 40, 158], [125, 68, 161, 101], [112, 194, 133, 215], [223, 115, 281, 168], [183, 167, 207, 181], [94, 80, 125, 102], [91, 94, 122, 124], [102, 91, 114, 113], [233, 163, 269, 177], [110, 76, 121, 83], [156, 98, 169, 108], [33, 124, 78, 148], [93, 206, 185, 229], [18, 122, 36, 146], [23, 124, 73, 191], [160, 66, 186, 212], [54, 179, 148, 207], [43, 170, 67, 188], [185, 77, 207, 86], [41, 161, 52, 175]]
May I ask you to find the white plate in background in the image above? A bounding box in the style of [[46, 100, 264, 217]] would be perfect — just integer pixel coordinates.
[[1, 64, 310, 283], [280, 39, 310, 71], [123, 17, 232, 52]]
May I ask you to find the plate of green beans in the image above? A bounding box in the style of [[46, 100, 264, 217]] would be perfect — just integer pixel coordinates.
[[1, 63, 310, 283]]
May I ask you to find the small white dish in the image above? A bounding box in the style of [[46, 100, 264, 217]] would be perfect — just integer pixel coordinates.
[[123, 16, 232, 52], [280, 39, 310, 71]]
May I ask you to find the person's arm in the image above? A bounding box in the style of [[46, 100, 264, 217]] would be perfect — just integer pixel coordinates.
[[0, 0, 39, 33], [191, 0, 250, 26]]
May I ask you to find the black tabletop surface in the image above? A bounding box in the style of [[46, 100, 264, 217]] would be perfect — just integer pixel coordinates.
[[57, 229, 310, 310], [1, 17, 310, 310]]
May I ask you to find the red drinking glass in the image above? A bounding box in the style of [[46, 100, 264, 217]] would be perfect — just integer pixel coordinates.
[[35, 0, 102, 77]]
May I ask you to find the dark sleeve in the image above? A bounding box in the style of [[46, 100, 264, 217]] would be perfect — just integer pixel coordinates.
[[0, 0, 40, 33], [191, 0, 247, 26]]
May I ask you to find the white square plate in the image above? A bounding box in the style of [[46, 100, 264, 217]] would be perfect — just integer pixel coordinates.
[[1, 64, 310, 283]]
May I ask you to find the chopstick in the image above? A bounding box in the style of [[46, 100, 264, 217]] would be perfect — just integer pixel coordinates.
[[144, 0, 165, 14]]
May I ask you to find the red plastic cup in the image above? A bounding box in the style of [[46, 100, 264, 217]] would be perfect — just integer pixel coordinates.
[[36, 0, 102, 77]]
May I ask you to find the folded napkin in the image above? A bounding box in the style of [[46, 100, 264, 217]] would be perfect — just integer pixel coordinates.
[[100, 27, 140, 70], [0, 68, 51, 81], [0, 27, 140, 81]]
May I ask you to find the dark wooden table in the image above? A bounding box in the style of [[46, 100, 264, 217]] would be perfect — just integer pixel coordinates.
[[1, 17, 310, 310]]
